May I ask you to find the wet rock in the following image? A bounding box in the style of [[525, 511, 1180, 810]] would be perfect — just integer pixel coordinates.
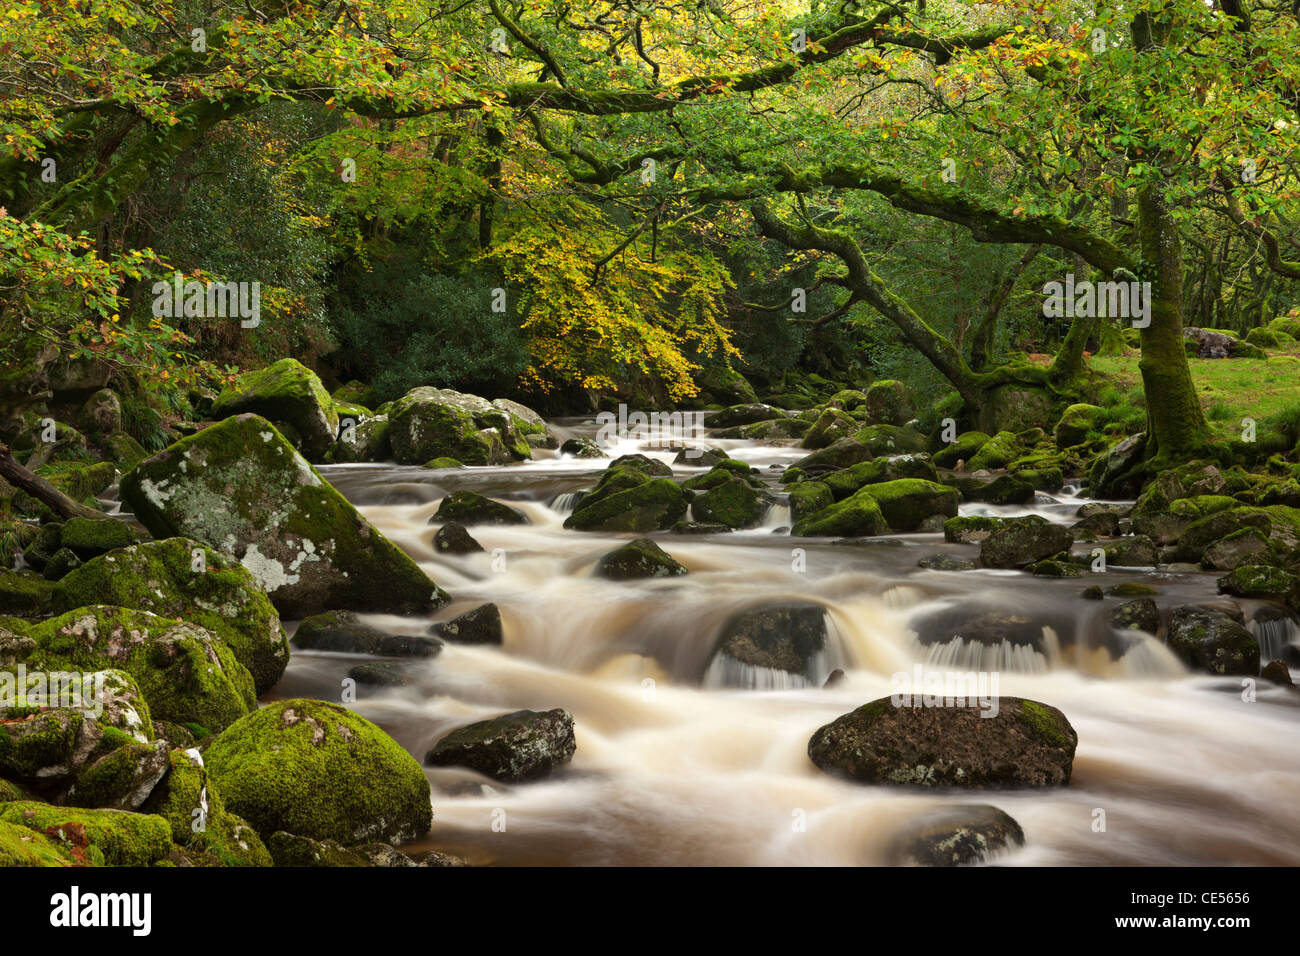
[[824, 668, 846, 688], [1106, 582, 1159, 597], [791, 438, 874, 475], [886, 804, 1025, 866], [432, 491, 528, 526], [559, 437, 606, 459], [294, 611, 442, 657], [429, 602, 504, 644], [491, 398, 556, 450], [266, 831, 368, 867], [347, 661, 416, 687], [608, 453, 673, 477], [330, 414, 391, 464], [1025, 558, 1084, 577], [979, 516, 1073, 569], [1218, 564, 1297, 600], [424, 709, 576, 783], [910, 605, 1049, 651], [1088, 432, 1147, 498], [1166, 605, 1260, 676], [1077, 502, 1132, 520], [709, 602, 828, 684], [41, 547, 82, 580], [1071, 512, 1121, 539], [433, 520, 485, 554], [673, 446, 727, 467], [669, 521, 732, 534], [1109, 598, 1160, 634], [917, 554, 977, 572], [211, 358, 339, 461], [121, 414, 448, 618], [1202, 528, 1269, 571], [593, 539, 687, 581], [1080, 586, 1104, 600], [703, 404, 785, 428], [1105, 535, 1159, 567], [206, 699, 432, 845], [807, 696, 1077, 788], [943, 516, 1008, 544], [1261, 660, 1293, 686]]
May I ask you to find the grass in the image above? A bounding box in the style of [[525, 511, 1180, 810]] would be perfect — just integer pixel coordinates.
[[1086, 349, 1300, 442]]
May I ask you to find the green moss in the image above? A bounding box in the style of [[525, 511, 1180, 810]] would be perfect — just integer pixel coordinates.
[[1016, 700, 1075, 750], [0, 801, 172, 865], [57, 517, 139, 558], [52, 538, 289, 695], [422, 457, 464, 469], [692, 475, 770, 529], [823, 456, 938, 500], [933, 431, 990, 469], [791, 492, 890, 538], [967, 430, 1022, 471], [0, 569, 56, 616], [212, 358, 339, 460], [788, 481, 833, 521], [565, 477, 688, 533], [26, 606, 254, 732], [0, 819, 77, 866], [851, 479, 959, 531], [140, 748, 272, 866], [204, 699, 432, 846]]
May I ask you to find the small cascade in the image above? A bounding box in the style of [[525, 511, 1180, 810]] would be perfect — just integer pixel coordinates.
[[923, 634, 1054, 674], [702, 649, 832, 690], [1248, 613, 1300, 662], [549, 491, 585, 515]]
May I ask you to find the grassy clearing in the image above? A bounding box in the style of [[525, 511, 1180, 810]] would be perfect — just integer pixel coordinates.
[[1086, 349, 1300, 442]]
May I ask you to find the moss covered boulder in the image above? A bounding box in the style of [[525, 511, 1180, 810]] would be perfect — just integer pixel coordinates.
[[791, 438, 875, 475], [691, 474, 772, 529], [1218, 564, 1298, 600], [808, 696, 1077, 788], [799, 408, 858, 450], [933, 431, 991, 469], [788, 480, 833, 522], [851, 479, 959, 532], [1166, 605, 1259, 676], [791, 489, 890, 538], [564, 469, 688, 533], [140, 747, 271, 866], [863, 379, 912, 426], [0, 570, 55, 616], [429, 602, 503, 645], [424, 708, 576, 783], [57, 517, 140, 561], [120, 414, 447, 618], [967, 430, 1022, 471], [52, 538, 289, 694], [0, 706, 168, 810], [822, 455, 938, 501], [1054, 404, 1104, 448], [388, 387, 528, 465], [979, 516, 1073, 568], [703, 403, 785, 428], [211, 358, 339, 461], [17, 606, 255, 732], [328, 414, 391, 464], [205, 699, 432, 846], [0, 801, 172, 866], [593, 539, 687, 580], [293, 610, 442, 657], [431, 491, 527, 526]]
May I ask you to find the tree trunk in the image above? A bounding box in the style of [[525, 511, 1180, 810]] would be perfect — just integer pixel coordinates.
[[1135, 187, 1210, 460], [0, 444, 112, 521]]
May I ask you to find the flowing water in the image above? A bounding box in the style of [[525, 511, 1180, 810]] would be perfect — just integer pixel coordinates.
[[270, 415, 1300, 866]]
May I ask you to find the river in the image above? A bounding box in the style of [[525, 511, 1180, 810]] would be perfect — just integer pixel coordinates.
[[273, 414, 1300, 866]]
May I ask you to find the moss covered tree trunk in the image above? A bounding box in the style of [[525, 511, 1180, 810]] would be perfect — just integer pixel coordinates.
[[1135, 186, 1209, 460]]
